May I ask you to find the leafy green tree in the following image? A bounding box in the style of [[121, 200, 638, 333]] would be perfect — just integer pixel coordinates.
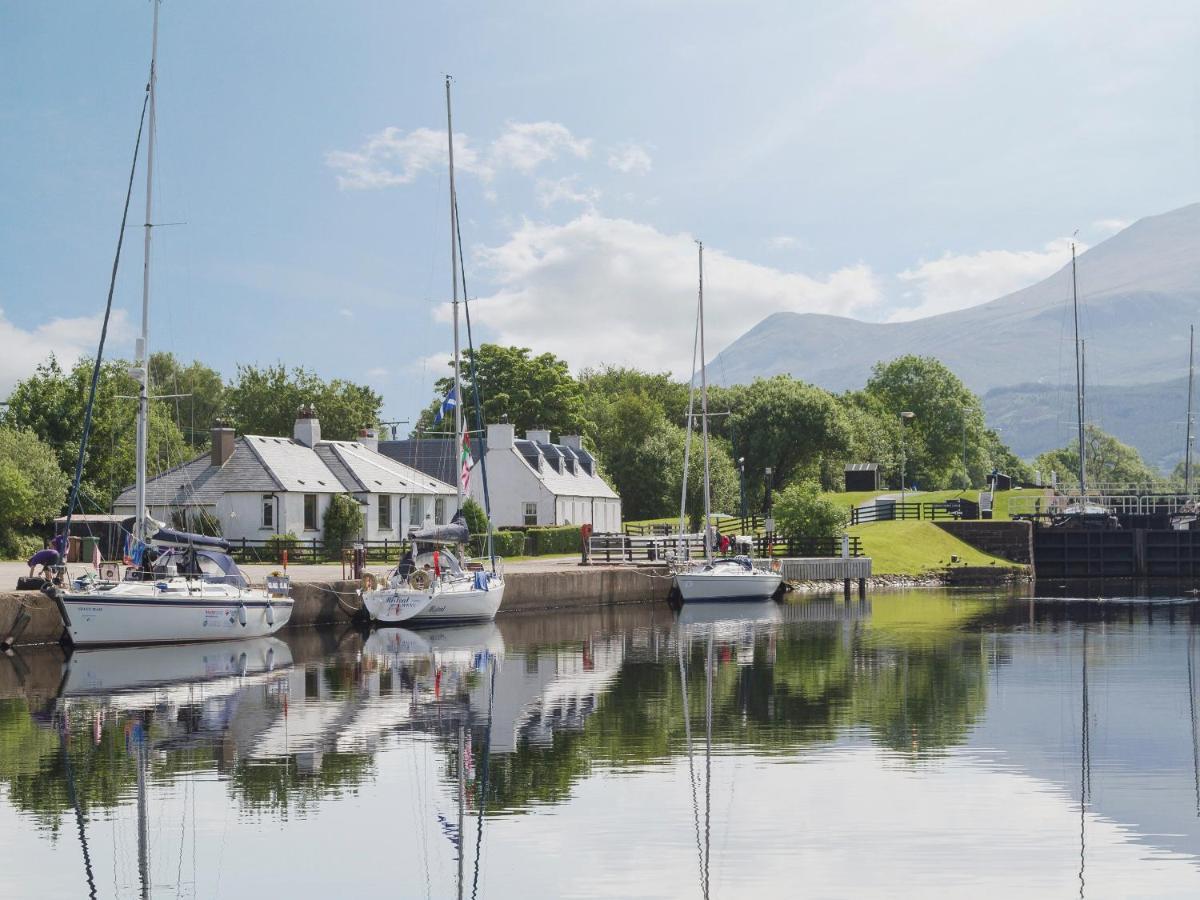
[[3, 355, 189, 509], [147, 352, 226, 449], [774, 479, 850, 541], [0, 427, 69, 525], [1035, 424, 1161, 490], [322, 494, 365, 554], [225, 363, 382, 441], [615, 420, 739, 524], [726, 376, 851, 493], [412, 345, 587, 437], [863, 356, 988, 490]]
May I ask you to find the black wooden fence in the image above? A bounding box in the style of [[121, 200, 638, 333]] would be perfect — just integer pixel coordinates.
[[587, 533, 861, 564], [624, 515, 765, 536], [850, 499, 979, 526]]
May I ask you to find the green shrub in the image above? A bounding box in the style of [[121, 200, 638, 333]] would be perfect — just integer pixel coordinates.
[[525, 525, 581, 555], [266, 532, 300, 559], [775, 479, 850, 541], [0, 528, 46, 560], [474, 530, 524, 558], [322, 495, 364, 555], [462, 497, 489, 535]]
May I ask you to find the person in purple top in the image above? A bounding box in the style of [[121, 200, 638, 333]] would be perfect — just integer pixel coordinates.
[[27, 548, 61, 579]]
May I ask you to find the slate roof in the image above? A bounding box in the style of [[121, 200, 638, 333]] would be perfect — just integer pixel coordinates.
[[114, 435, 455, 510], [381, 437, 619, 501]]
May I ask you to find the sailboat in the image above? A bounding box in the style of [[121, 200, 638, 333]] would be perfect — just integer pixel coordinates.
[[672, 242, 782, 602], [46, 1, 294, 645], [362, 77, 504, 626]]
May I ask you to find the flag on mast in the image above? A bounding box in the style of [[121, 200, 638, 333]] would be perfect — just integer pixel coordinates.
[[460, 425, 474, 492], [434, 387, 457, 425]]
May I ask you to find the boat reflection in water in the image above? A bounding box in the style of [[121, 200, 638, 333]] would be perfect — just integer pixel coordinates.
[[10, 593, 1200, 896]]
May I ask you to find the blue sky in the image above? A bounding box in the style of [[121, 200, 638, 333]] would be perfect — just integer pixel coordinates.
[[2, 0, 1198, 429]]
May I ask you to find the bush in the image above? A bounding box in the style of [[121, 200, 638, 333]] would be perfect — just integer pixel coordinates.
[[462, 497, 488, 535], [525, 525, 581, 555], [0, 528, 46, 561], [775, 480, 849, 541], [471, 530, 525, 558], [266, 532, 300, 559], [323, 495, 364, 555]]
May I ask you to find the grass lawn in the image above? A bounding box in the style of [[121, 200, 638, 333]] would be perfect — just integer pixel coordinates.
[[849, 520, 1023, 576]]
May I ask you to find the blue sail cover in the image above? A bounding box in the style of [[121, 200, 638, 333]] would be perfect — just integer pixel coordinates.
[[150, 528, 230, 552], [408, 509, 470, 544]]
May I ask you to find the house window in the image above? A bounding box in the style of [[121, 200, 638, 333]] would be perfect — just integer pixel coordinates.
[[378, 494, 392, 530], [523, 502, 538, 526], [261, 495, 275, 529], [303, 494, 317, 531], [435, 497, 445, 524], [410, 496, 423, 527]]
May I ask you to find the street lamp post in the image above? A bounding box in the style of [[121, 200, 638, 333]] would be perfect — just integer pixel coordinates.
[[899, 411, 915, 505], [764, 466, 775, 544], [738, 457, 746, 520]]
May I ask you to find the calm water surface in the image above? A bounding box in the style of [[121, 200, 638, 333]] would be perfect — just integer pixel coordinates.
[[3, 590, 1200, 898]]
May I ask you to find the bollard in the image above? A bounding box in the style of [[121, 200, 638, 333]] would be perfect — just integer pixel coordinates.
[[282, 548, 288, 572], [843, 578, 851, 602]]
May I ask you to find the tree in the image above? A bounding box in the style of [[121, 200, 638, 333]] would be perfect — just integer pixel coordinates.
[[0, 427, 69, 526], [412, 345, 587, 437], [774, 480, 850, 541], [148, 353, 226, 449], [726, 376, 851, 493], [225, 364, 382, 441], [322, 494, 364, 554], [1035, 425, 1160, 490], [3, 355, 189, 510], [863, 356, 989, 490]]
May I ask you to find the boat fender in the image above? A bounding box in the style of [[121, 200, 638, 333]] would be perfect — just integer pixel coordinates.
[[238, 604, 247, 627], [265, 602, 275, 626], [409, 569, 432, 591]]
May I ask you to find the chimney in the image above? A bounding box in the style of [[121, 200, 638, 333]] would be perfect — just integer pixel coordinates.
[[525, 428, 551, 445], [487, 422, 515, 450], [559, 435, 582, 451], [294, 404, 321, 447], [358, 427, 378, 453], [211, 425, 235, 467]]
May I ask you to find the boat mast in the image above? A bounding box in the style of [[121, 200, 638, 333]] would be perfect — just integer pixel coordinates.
[[446, 76, 465, 514], [697, 242, 712, 565], [134, 0, 159, 543], [1187, 324, 1195, 494], [1071, 242, 1086, 500]]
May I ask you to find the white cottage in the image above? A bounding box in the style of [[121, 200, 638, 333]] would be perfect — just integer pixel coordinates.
[[380, 424, 622, 532], [112, 410, 457, 543]]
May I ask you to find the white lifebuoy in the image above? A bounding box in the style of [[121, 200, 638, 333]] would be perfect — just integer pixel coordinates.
[[362, 573, 377, 591], [409, 569, 432, 591]]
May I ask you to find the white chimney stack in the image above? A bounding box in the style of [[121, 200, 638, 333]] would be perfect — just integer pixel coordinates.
[[488, 423, 515, 450], [358, 427, 379, 452], [525, 429, 551, 445], [294, 405, 321, 447]]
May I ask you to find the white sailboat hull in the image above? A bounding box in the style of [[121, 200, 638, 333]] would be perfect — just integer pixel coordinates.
[[58, 582, 294, 646], [674, 570, 782, 602], [364, 578, 505, 625]]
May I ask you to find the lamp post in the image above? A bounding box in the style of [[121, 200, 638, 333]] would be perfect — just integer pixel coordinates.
[[961, 403, 974, 490], [764, 466, 775, 544], [738, 457, 746, 520], [899, 411, 915, 505]]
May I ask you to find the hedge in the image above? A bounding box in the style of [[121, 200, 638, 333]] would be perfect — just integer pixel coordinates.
[[524, 525, 582, 556], [470, 530, 525, 558]]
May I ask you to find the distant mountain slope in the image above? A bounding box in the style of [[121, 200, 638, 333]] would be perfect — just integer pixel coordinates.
[[983, 377, 1190, 472], [708, 203, 1200, 395]]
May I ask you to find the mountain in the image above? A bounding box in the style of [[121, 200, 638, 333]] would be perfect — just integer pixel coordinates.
[[709, 203, 1200, 395], [983, 377, 1190, 472], [707, 203, 1200, 468]]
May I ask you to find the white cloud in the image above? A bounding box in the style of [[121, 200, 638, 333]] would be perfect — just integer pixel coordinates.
[[1093, 217, 1131, 236], [607, 142, 652, 175], [489, 121, 591, 173], [366, 366, 388, 377], [768, 235, 806, 251], [339, 308, 354, 318], [0, 307, 132, 397], [326, 126, 489, 189], [534, 176, 601, 209], [328, 120, 590, 189], [463, 214, 881, 376], [891, 237, 1082, 321]]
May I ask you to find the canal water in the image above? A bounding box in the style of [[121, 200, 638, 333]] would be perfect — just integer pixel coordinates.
[[2, 590, 1200, 898]]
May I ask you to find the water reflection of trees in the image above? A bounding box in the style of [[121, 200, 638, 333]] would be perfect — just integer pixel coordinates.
[[0, 598, 996, 826]]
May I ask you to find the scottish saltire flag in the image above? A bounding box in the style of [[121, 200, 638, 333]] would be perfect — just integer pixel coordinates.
[[434, 386, 457, 424], [460, 426, 474, 492]]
